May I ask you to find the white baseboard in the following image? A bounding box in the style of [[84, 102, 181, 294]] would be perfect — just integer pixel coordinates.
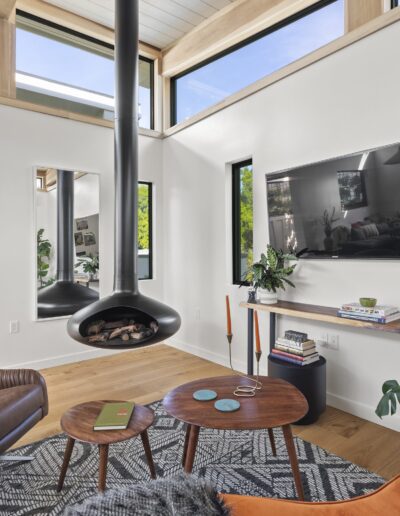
[[169, 338, 400, 432], [168, 338, 267, 376], [327, 392, 400, 432], [5, 348, 120, 371], [167, 337, 250, 373]]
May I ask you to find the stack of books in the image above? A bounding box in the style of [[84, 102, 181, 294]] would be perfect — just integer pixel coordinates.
[[337, 303, 400, 324], [271, 330, 320, 366]]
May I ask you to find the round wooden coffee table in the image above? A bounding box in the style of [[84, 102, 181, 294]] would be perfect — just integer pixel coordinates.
[[58, 400, 155, 492], [163, 375, 308, 500]]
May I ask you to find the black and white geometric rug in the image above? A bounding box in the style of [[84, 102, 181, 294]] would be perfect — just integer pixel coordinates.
[[0, 401, 384, 515]]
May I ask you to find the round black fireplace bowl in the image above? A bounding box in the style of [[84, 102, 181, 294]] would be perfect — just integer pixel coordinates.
[[38, 281, 99, 319], [67, 291, 181, 349]]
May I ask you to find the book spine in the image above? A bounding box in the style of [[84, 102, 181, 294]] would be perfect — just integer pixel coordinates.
[[276, 338, 315, 349], [272, 349, 306, 361], [271, 353, 319, 366], [341, 305, 398, 316], [272, 349, 319, 361], [337, 312, 386, 323], [275, 344, 315, 356]]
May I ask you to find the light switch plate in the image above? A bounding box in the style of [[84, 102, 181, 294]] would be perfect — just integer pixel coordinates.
[[9, 320, 20, 334]]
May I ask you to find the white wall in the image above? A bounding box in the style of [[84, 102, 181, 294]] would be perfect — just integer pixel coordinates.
[[1, 18, 399, 432], [162, 21, 400, 431], [0, 105, 164, 369]]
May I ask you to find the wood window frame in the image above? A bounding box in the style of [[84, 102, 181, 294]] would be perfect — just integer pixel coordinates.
[[170, 0, 340, 128], [15, 10, 156, 130]]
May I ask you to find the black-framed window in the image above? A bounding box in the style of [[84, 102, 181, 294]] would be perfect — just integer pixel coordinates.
[[138, 182, 153, 280], [232, 160, 253, 285], [15, 11, 154, 129], [171, 0, 344, 126]]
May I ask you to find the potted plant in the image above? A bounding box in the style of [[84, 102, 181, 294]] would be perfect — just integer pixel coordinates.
[[320, 207, 340, 252], [376, 380, 400, 419], [75, 253, 99, 281], [37, 228, 53, 289], [247, 245, 296, 304]]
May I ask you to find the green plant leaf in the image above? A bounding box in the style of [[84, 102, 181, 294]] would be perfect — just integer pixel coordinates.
[[267, 245, 278, 270], [382, 380, 399, 394], [282, 278, 295, 288], [389, 393, 397, 415], [375, 394, 390, 419]]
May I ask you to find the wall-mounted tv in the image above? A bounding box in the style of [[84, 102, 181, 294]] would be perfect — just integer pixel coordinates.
[[266, 143, 400, 259]]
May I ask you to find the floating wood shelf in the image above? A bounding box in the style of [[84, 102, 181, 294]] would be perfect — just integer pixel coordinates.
[[240, 300, 400, 335]]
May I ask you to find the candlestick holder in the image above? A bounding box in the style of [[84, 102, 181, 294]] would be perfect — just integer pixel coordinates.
[[227, 334, 262, 397]]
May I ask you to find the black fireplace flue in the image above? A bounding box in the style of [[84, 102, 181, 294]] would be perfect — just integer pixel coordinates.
[[67, 0, 180, 348]]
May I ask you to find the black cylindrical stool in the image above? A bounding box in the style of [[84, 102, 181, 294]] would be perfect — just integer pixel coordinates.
[[268, 355, 326, 425]]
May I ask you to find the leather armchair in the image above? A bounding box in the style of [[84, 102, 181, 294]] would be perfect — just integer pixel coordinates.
[[0, 369, 48, 454]]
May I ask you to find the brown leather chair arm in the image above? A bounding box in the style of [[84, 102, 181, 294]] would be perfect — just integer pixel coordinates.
[[0, 369, 49, 416]]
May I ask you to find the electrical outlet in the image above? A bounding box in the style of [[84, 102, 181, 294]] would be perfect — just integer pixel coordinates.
[[317, 333, 339, 350], [9, 320, 20, 334], [328, 334, 339, 350]]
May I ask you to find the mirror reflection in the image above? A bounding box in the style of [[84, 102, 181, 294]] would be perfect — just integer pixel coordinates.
[[36, 168, 100, 319]]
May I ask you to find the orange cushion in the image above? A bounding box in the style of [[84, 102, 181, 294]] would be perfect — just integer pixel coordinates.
[[222, 475, 400, 515]]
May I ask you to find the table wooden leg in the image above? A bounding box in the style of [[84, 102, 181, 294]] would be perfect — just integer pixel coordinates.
[[247, 308, 254, 375], [57, 437, 75, 492], [182, 423, 192, 467], [268, 428, 277, 456], [140, 429, 156, 479], [98, 444, 109, 492], [282, 425, 305, 501], [184, 425, 200, 473]]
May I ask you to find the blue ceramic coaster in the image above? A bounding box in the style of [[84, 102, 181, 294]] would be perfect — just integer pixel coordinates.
[[214, 399, 241, 412], [193, 389, 217, 401]]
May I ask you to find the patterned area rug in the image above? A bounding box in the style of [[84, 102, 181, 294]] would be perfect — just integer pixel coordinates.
[[0, 401, 384, 515]]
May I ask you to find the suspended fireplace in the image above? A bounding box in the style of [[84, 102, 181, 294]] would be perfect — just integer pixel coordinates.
[[67, 0, 180, 348], [38, 170, 99, 318]]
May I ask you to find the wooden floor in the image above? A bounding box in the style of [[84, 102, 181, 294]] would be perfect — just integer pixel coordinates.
[[17, 344, 400, 480]]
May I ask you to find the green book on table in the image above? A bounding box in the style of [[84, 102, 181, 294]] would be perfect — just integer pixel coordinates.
[[93, 402, 135, 431]]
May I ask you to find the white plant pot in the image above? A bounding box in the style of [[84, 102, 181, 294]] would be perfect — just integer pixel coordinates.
[[257, 289, 278, 304]]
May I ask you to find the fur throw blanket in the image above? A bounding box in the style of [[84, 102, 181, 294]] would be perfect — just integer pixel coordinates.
[[65, 475, 230, 515]]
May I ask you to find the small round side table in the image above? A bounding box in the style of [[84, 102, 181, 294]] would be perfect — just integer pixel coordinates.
[[58, 400, 155, 492]]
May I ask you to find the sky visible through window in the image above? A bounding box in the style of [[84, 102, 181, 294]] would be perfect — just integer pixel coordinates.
[[174, 0, 344, 124], [16, 28, 152, 129]]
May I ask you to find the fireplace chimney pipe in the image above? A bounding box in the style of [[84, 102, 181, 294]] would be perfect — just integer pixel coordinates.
[[57, 170, 74, 282], [66, 0, 181, 347], [114, 0, 139, 294]]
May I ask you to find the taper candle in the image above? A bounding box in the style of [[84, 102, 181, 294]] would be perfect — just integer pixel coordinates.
[[254, 311, 261, 353], [226, 295, 232, 335]]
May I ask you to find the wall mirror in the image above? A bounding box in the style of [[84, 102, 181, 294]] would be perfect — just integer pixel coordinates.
[[35, 167, 100, 319]]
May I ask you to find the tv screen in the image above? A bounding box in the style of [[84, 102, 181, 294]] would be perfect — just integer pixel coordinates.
[[266, 143, 400, 259]]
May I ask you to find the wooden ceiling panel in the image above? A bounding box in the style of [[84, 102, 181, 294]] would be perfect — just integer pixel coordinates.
[[41, 0, 235, 49]]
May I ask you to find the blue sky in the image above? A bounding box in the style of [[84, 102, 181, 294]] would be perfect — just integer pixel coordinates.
[[16, 0, 344, 128], [175, 0, 344, 123], [16, 28, 151, 128]]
